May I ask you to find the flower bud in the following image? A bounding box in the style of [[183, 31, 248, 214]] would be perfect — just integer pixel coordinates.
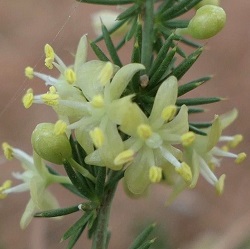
[[31, 123, 72, 164], [187, 5, 226, 39], [195, 0, 220, 10]]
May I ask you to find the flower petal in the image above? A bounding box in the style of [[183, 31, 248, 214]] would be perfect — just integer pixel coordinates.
[[206, 115, 222, 151], [109, 63, 145, 100], [74, 34, 88, 73], [149, 76, 178, 122]]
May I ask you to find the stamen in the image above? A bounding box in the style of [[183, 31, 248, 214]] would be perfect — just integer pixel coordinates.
[[41, 91, 59, 106], [2, 142, 13, 160], [89, 127, 104, 148], [137, 124, 153, 139], [25, 67, 34, 79], [181, 132, 195, 147], [44, 44, 55, 59], [215, 174, 226, 195], [98, 62, 113, 86], [149, 166, 162, 183], [64, 68, 76, 84], [91, 94, 104, 108], [114, 149, 134, 165], [235, 152, 246, 164], [0, 180, 12, 199], [22, 88, 34, 109], [161, 105, 177, 121], [175, 162, 192, 184], [228, 135, 243, 148], [54, 120, 67, 135]]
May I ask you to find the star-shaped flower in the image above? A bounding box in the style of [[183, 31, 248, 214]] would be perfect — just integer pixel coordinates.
[[114, 76, 192, 195], [1, 143, 70, 228]]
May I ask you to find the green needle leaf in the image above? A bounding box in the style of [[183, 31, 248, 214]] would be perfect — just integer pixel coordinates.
[[129, 223, 156, 249], [35, 205, 79, 218]]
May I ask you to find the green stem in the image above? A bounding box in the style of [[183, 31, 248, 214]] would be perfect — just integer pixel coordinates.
[[91, 173, 118, 249], [141, 0, 154, 72], [68, 158, 96, 183]]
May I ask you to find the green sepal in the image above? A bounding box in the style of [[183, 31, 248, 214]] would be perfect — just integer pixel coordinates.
[[95, 167, 107, 198], [149, 33, 175, 77], [189, 124, 207, 136], [129, 223, 156, 249], [101, 23, 122, 67], [117, 4, 140, 20], [149, 47, 176, 88], [34, 205, 79, 218], [63, 160, 96, 200], [90, 41, 109, 62], [171, 47, 203, 80], [176, 97, 221, 106], [77, 0, 134, 5], [178, 76, 212, 96]]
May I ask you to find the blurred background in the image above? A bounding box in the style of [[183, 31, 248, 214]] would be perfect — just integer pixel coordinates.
[[0, 0, 250, 248]]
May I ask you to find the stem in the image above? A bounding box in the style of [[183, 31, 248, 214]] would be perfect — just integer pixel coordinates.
[[68, 158, 96, 183], [91, 174, 118, 249], [141, 0, 154, 72]]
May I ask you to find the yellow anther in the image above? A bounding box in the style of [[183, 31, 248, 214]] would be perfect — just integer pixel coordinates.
[[44, 44, 55, 60], [175, 162, 192, 185], [25, 66, 34, 79], [114, 149, 134, 165], [2, 142, 13, 160], [161, 105, 177, 121], [215, 174, 226, 195], [41, 92, 59, 106], [221, 145, 229, 152], [181, 132, 195, 147], [228, 134, 243, 148], [208, 162, 216, 171], [91, 94, 104, 108], [22, 88, 34, 109], [44, 44, 55, 69], [54, 120, 67, 135], [149, 166, 162, 183], [49, 86, 57, 94], [64, 68, 76, 84], [89, 127, 104, 148], [137, 124, 153, 139], [98, 62, 113, 86], [0, 180, 12, 199], [235, 152, 246, 164]]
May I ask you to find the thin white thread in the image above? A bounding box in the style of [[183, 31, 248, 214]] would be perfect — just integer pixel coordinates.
[[0, 2, 80, 119]]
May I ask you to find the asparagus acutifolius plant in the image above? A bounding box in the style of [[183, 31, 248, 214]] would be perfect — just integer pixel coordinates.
[[1, 0, 246, 248]]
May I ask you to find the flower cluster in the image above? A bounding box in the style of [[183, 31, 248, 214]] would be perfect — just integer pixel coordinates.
[[11, 34, 244, 200]]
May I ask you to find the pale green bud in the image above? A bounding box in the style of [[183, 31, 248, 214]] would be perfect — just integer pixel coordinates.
[[195, 0, 220, 10], [31, 123, 72, 164], [187, 5, 226, 39]]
